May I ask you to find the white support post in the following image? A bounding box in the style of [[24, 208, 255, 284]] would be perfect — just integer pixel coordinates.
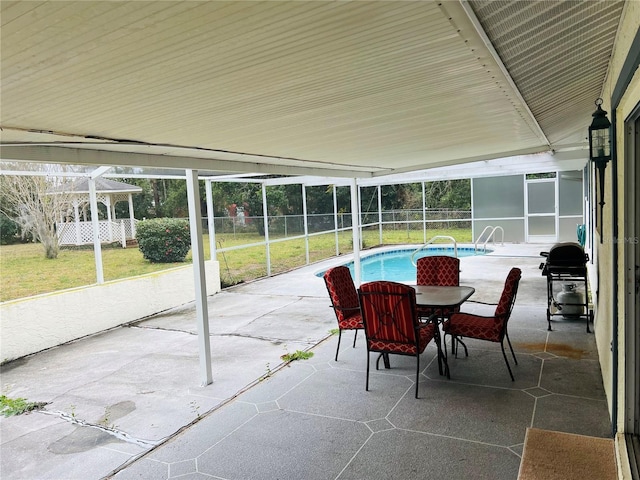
[[302, 184, 309, 264], [358, 185, 364, 250], [333, 185, 339, 256], [205, 179, 217, 261], [186, 170, 213, 386], [350, 179, 361, 286], [128, 193, 136, 238], [262, 184, 271, 276], [120, 222, 126, 248], [422, 182, 427, 243], [88, 178, 104, 284], [378, 185, 383, 244], [470, 179, 476, 243]]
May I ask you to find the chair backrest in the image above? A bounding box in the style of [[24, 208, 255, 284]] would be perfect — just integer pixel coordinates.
[[358, 281, 418, 346], [494, 267, 522, 325], [416, 256, 460, 286], [323, 266, 360, 322]]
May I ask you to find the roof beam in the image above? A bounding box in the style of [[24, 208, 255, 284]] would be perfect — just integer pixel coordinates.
[[0, 145, 374, 179]]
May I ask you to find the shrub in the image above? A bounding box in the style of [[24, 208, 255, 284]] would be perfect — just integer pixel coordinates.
[[0, 214, 19, 245], [136, 218, 191, 263]]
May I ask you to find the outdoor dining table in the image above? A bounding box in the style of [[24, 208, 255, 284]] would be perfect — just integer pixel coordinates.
[[411, 284, 476, 317], [411, 284, 476, 377]]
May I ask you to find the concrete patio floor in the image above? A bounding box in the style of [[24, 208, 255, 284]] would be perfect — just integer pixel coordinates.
[[0, 244, 612, 479]]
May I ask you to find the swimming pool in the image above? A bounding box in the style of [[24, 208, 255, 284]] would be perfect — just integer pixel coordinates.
[[317, 246, 488, 283]]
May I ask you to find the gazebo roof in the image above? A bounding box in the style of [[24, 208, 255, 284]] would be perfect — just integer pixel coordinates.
[[60, 177, 143, 195]]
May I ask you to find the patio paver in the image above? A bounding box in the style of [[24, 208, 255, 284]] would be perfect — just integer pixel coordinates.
[[0, 244, 611, 480]]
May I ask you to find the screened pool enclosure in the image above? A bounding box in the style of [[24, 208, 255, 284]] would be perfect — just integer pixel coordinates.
[[1, 155, 587, 287]]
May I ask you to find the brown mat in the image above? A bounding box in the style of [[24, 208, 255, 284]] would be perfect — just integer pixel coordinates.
[[518, 427, 617, 480]]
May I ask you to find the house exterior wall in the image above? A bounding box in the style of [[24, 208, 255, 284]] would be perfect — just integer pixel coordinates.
[[612, 69, 640, 431], [594, 2, 639, 477], [0, 260, 220, 362]]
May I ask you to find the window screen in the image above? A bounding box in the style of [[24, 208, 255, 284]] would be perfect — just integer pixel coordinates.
[[559, 171, 584, 216], [473, 176, 524, 218]]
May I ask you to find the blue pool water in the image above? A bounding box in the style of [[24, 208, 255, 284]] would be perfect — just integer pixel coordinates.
[[317, 247, 487, 283]]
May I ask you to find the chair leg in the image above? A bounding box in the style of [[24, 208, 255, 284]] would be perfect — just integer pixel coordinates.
[[434, 330, 443, 376], [415, 354, 420, 399], [505, 331, 518, 364], [456, 337, 468, 357], [434, 330, 450, 379], [449, 334, 467, 358], [375, 353, 391, 370], [442, 333, 449, 360], [500, 342, 515, 381], [366, 351, 371, 391], [335, 329, 343, 361], [352, 329, 358, 348], [442, 343, 450, 380]]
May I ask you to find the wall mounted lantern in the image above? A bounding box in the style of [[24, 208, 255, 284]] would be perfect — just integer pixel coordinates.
[[588, 97, 611, 237]]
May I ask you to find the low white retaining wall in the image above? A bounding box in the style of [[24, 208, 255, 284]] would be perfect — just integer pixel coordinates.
[[0, 260, 220, 362]]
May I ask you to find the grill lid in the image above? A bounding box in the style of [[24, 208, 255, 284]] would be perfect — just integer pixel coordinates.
[[541, 242, 589, 266]]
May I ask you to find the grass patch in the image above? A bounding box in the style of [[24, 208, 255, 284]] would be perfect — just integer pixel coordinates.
[[1, 228, 471, 302], [0, 395, 47, 417], [280, 350, 314, 362], [0, 242, 189, 301]]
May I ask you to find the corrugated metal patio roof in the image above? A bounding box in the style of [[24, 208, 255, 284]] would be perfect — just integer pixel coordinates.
[[0, 0, 626, 178]]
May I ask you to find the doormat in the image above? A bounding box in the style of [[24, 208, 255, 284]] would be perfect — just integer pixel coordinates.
[[518, 427, 616, 480]]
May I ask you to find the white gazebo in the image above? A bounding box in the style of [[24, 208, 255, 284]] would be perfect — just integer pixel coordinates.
[[55, 177, 142, 247]]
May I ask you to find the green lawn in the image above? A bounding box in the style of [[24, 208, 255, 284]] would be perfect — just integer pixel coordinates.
[[0, 227, 471, 302]]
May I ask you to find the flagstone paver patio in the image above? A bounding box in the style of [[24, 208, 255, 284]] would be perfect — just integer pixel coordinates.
[[0, 244, 611, 479]]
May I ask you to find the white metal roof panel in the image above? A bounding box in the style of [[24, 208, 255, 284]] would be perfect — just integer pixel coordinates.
[[0, 1, 626, 177]]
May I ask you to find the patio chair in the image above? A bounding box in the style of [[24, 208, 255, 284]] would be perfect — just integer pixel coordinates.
[[442, 267, 522, 381], [416, 255, 461, 320], [358, 281, 438, 398], [323, 266, 364, 361]]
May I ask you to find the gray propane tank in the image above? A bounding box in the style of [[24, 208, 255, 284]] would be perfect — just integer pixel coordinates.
[[557, 283, 583, 317]]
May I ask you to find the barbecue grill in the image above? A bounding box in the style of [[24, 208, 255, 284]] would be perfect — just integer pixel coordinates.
[[539, 242, 593, 332]]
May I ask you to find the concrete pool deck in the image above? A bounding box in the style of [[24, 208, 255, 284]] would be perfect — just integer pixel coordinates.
[[1, 242, 610, 479]]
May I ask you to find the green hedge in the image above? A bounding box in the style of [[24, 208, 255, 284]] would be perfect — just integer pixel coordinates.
[[137, 218, 191, 263]]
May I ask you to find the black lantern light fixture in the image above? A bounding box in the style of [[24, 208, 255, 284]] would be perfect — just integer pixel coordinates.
[[588, 97, 612, 230]]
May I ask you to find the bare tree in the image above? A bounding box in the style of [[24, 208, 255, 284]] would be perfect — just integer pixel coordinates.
[[0, 166, 74, 259]]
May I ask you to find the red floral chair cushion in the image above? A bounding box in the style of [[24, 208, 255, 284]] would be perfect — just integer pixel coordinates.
[[323, 266, 364, 361], [416, 256, 461, 319], [367, 321, 435, 355], [442, 313, 502, 341], [323, 266, 363, 329], [358, 280, 439, 397], [416, 256, 460, 286]]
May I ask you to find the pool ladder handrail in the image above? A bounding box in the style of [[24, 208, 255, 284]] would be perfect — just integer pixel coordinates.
[[411, 235, 458, 266], [474, 226, 504, 252]]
